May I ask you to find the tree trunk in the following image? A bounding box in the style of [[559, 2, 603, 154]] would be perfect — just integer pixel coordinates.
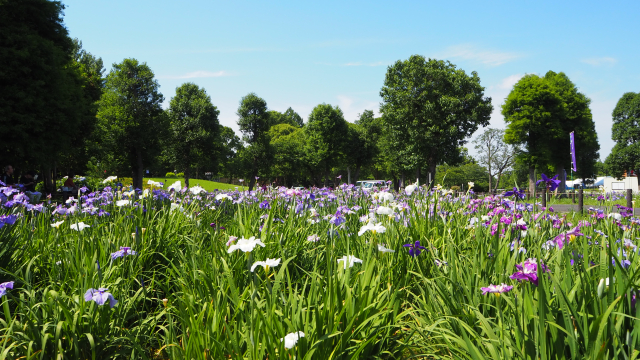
[[393, 174, 399, 192], [354, 166, 361, 185], [347, 167, 351, 185], [400, 172, 405, 189], [495, 172, 503, 192], [528, 167, 536, 197], [428, 161, 437, 187], [43, 165, 53, 194], [324, 165, 329, 188], [184, 165, 190, 189]]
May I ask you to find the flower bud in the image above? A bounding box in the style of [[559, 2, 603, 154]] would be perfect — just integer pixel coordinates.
[[162, 298, 168, 308], [597, 278, 606, 298]]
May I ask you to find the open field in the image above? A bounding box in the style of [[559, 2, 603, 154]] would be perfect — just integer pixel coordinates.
[[0, 184, 638, 359]]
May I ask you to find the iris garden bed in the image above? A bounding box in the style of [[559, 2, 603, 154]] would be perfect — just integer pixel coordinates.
[[0, 181, 638, 359]]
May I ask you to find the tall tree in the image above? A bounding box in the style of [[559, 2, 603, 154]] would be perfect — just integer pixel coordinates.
[[605, 92, 640, 178], [237, 93, 271, 190], [0, 0, 96, 191], [96, 58, 165, 189], [284, 107, 304, 127], [304, 104, 349, 186], [269, 124, 306, 186], [218, 126, 245, 182], [544, 71, 599, 188], [167, 83, 220, 188], [380, 55, 493, 184], [502, 74, 564, 194], [473, 128, 518, 191], [345, 110, 383, 184]]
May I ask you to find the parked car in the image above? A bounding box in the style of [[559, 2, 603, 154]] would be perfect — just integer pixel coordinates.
[[355, 180, 386, 190]]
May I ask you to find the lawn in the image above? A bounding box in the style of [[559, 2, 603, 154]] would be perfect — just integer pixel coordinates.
[[144, 177, 241, 192]]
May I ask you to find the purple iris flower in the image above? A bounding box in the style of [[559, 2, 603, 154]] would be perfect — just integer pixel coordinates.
[[403, 240, 427, 257], [504, 187, 526, 200], [111, 247, 137, 260], [84, 288, 117, 308], [0, 281, 14, 298], [536, 173, 561, 192], [259, 200, 271, 209], [480, 283, 513, 296], [509, 258, 549, 286]]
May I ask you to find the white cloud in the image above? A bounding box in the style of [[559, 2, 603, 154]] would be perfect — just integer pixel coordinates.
[[439, 44, 522, 66], [581, 57, 617, 66], [159, 70, 230, 79], [336, 95, 379, 122]]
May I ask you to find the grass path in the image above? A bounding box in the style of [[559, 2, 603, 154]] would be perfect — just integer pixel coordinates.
[[144, 178, 242, 192]]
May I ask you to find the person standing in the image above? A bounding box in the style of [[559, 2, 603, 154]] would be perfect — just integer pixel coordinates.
[[1, 165, 15, 186]]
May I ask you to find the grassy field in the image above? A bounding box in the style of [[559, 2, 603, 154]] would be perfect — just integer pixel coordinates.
[[144, 177, 241, 191]]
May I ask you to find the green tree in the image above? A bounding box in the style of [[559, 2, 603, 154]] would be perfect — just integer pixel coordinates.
[[344, 110, 382, 184], [218, 126, 245, 182], [284, 107, 304, 127], [96, 58, 165, 190], [544, 71, 599, 187], [269, 124, 306, 186], [473, 128, 518, 192], [502, 74, 564, 194], [380, 55, 493, 184], [237, 93, 271, 190], [0, 0, 96, 191], [167, 83, 220, 188], [304, 104, 349, 186], [605, 92, 640, 178]]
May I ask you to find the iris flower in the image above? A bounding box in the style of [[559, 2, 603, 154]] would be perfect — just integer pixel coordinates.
[[190, 186, 205, 194], [167, 181, 182, 192], [111, 247, 137, 260], [84, 288, 118, 308], [509, 258, 549, 286], [281, 331, 305, 349], [480, 283, 513, 296], [227, 237, 265, 253], [377, 244, 395, 253], [405, 184, 417, 196], [504, 187, 526, 200], [403, 240, 426, 257], [337, 255, 362, 269], [358, 221, 386, 236], [70, 222, 90, 231], [536, 173, 561, 192], [307, 234, 320, 242], [51, 220, 64, 228], [0, 281, 14, 298], [250, 258, 281, 272]]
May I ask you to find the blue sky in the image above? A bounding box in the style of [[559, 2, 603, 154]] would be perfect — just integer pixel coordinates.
[[62, 0, 640, 160]]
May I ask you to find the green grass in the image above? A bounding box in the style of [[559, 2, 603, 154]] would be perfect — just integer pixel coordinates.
[[144, 177, 241, 191]]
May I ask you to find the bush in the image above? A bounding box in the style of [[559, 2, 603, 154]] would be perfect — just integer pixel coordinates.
[[165, 172, 176, 178], [176, 172, 184, 178], [450, 185, 460, 191]]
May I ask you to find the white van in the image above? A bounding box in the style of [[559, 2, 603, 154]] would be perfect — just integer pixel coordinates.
[[355, 180, 386, 190]]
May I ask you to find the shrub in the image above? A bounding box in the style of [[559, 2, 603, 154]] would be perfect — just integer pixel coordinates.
[[176, 172, 184, 178], [450, 185, 460, 191], [165, 172, 176, 178]]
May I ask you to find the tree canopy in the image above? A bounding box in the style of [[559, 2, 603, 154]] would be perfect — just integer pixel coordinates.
[[96, 58, 165, 189], [237, 93, 271, 190], [304, 104, 349, 186], [605, 92, 640, 178], [167, 83, 220, 188], [380, 55, 493, 183]]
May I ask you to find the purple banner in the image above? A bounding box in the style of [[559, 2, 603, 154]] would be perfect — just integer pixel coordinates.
[[570, 131, 577, 172]]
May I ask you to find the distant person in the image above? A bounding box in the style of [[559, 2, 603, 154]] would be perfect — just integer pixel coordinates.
[[63, 172, 78, 191], [20, 171, 41, 203], [1, 165, 15, 187]]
